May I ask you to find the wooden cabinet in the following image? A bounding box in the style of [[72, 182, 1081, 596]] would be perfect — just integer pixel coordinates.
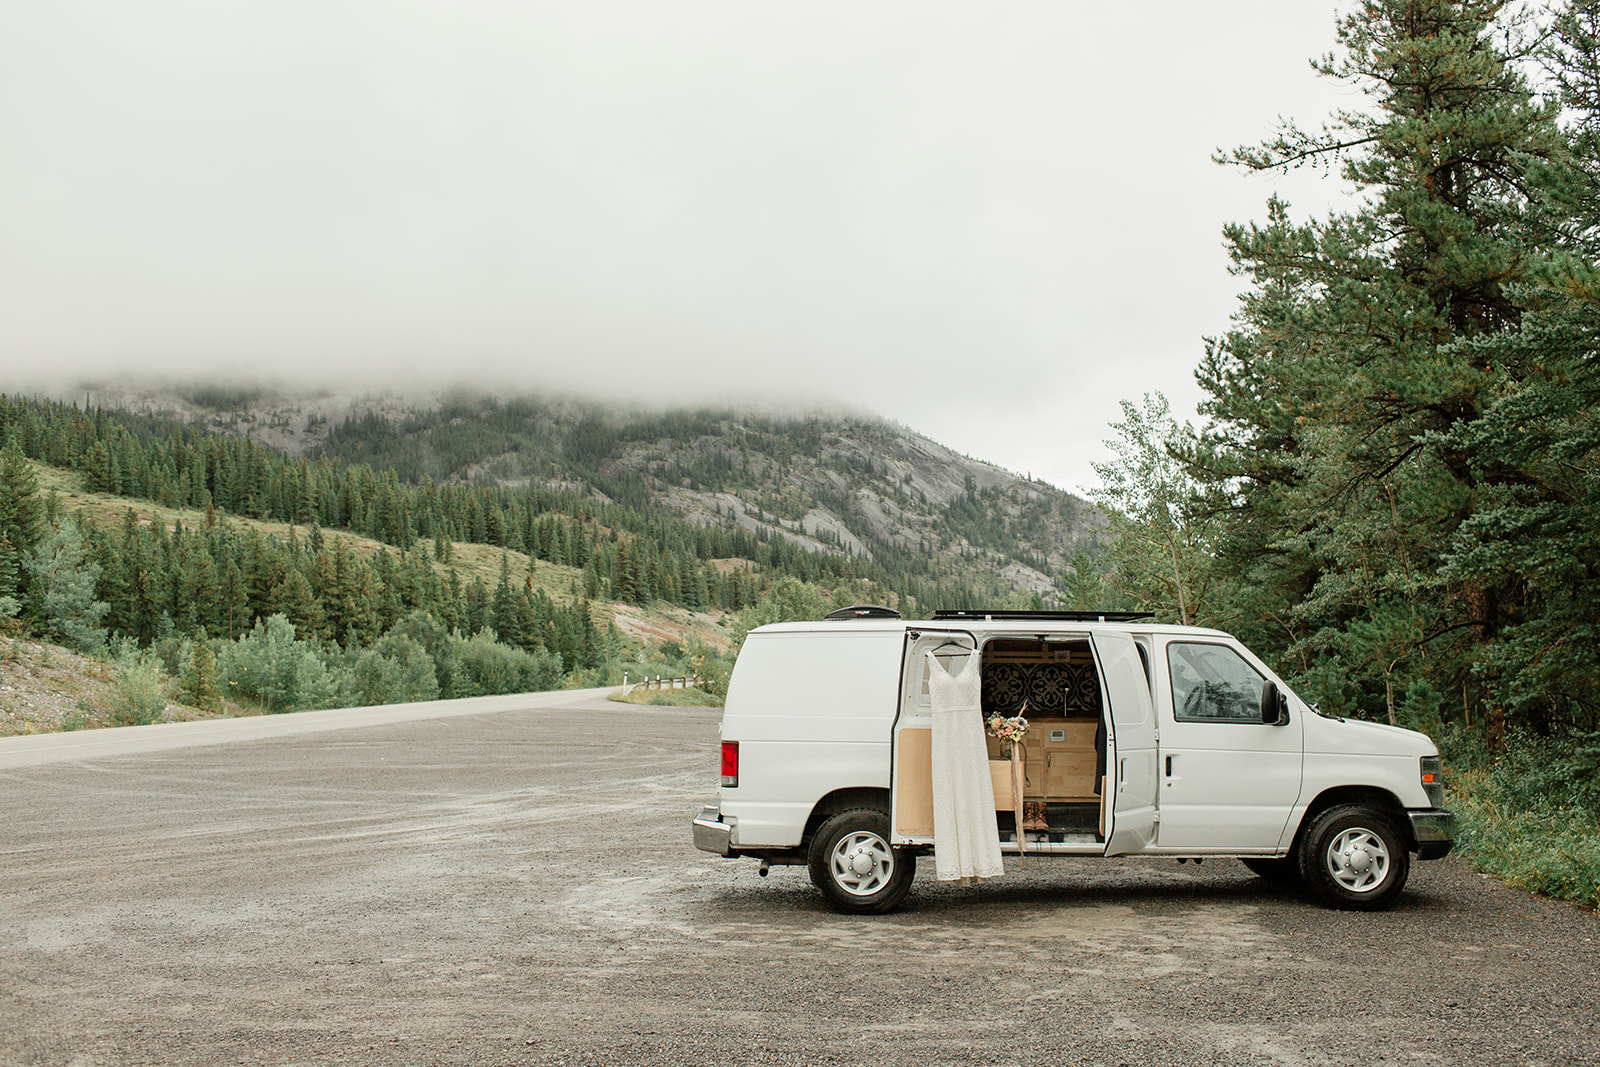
[[987, 718, 1099, 801]]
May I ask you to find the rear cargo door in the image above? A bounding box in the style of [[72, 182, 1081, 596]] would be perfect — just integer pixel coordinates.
[[889, 627, 977, 845], [1093, 630, 1158, 854]]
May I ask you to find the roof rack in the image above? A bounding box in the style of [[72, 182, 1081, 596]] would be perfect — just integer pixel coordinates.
[[825, 604, 902, 620], [930, 609, 1155, 623]]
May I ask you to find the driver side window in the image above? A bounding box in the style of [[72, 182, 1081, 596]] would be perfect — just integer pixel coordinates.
[[1167, 642, 1263, 723]]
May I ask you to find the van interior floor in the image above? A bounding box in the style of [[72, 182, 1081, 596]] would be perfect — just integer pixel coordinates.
[[997, 809, 1103, 844]]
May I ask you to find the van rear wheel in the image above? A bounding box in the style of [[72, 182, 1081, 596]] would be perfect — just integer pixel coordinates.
[[807, 807, 915, 914]]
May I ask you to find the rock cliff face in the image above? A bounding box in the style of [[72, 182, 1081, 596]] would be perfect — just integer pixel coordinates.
[[598, 419, 1103, 595], [71, 384, 1106, 599]]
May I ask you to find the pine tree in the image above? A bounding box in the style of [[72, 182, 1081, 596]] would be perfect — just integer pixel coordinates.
[[0, 538, 20, 628], [1196, 0, 1574, 725], [1421, 0, 1600, 733], [242, 529, 282, 623], [464, 576, 489, 636], [1060, 549, 1111, 613], [275, 563, 324, 637], [0, 440, 43, 611], [219, 552, 249, 641], [24, 517, 109, 652], [181, 635, 221, 711], [492, 555, 523, 646]]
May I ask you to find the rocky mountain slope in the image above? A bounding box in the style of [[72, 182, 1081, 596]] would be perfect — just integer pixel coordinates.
[[73, 384, 1106, 601]]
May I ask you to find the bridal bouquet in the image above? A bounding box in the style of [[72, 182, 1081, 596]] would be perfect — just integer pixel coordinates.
[[985, 712, 1029, 747]]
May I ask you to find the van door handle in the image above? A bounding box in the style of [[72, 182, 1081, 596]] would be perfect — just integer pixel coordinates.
[[1165, 755, 1173, 777]]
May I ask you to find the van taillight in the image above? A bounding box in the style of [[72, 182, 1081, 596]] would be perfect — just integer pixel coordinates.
[[721, 741, 739, 787]]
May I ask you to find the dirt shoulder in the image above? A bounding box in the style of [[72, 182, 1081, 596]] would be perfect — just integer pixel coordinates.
[[0, 636, 250, 736]]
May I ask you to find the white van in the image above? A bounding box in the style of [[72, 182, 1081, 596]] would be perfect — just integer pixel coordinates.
[[692, 608, 1455, 913]]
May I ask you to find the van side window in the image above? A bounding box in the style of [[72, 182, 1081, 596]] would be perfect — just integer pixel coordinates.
[[1167, 642, 1263, 723]]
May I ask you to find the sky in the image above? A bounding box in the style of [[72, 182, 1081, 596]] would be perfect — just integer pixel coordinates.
[[0, 1, 1363, 494]]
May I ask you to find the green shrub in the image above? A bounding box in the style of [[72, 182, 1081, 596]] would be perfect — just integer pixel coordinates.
[[348, 633, 440, 705], [385, 610, 462, 697], [219, 614, 346, 713], [730, 576, 830, 649], [1445, 729, 1600, 910], [108, 647, 169, 726], [452, 628, 562, 697]]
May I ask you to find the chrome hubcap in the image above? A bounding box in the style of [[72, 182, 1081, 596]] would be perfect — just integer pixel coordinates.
[[1326, 826, 1390, 893], [830, 830, 894, 896]]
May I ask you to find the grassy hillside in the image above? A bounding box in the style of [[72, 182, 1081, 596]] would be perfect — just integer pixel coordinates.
[[0, 387, 1100, 738], [28, 457, 733, 654]]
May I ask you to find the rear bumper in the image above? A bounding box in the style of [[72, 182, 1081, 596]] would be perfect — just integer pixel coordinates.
[[693, 805, 736, 857], [1408, 808, 1456, 860]]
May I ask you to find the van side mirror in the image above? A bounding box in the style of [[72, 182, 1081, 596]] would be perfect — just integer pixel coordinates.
[[1260, 681, 1289, 725]]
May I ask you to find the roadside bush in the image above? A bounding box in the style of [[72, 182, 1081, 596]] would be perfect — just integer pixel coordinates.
[[452, 628, 562, 697], [107, 643, 169, 726], [385, 610, 461, 697], [347, 633, 439, 705], [1445, 728, 1600, 910], [610, 686, 722, 708], [686, 642, 731, 698], [219, 614, 345, 713]]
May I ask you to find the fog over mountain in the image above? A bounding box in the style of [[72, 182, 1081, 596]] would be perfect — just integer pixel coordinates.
[[1, 2, 1356, 490]]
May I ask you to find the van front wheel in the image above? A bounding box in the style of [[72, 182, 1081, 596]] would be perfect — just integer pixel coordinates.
[[1298, 804, 1410, 910], [808, 807, 915, 914]]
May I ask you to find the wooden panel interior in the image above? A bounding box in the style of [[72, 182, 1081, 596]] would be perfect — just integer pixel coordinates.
[[982, 638, 1098, 665], [985, 723, 1099, 801], [988, 759, 1015, 810], [895, 727, 934, 836], [981, 638, 1102, 805]]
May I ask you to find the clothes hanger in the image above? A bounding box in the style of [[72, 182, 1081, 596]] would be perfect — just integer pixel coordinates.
[[930, 640, 974, 658]]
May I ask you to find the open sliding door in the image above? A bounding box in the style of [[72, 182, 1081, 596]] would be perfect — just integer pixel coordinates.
[[1093, 630, 1158, 854], [889, 627, 976, 845]]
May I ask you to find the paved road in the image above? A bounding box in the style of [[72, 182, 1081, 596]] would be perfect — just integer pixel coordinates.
[[2, 691, 1597, 1067]]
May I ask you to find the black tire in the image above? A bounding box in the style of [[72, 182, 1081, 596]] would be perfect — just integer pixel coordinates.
[[806, 806, 916, 914], [1240, 857, 1301, 883], [1297, 804, 1411, 910]]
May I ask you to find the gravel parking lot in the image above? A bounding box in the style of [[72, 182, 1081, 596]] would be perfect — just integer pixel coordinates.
[[1, 691, 1597, 1066]]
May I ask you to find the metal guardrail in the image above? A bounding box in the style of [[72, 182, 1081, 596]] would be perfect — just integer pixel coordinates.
[[620, 674, 708, 697]]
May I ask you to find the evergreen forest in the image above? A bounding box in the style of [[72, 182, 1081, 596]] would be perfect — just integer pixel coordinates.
[[0, 388, 1066, 721], [1090, 0, 1600, 907]]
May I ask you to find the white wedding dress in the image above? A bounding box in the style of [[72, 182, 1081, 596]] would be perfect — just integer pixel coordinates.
[[927, 650, 1004, 882]]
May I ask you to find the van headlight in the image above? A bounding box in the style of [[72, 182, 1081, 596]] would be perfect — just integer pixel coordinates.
[[1420, 755, 1444, 808]]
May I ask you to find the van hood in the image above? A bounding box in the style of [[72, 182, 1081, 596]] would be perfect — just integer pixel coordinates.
[[1302, 711, 1437, 757]]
